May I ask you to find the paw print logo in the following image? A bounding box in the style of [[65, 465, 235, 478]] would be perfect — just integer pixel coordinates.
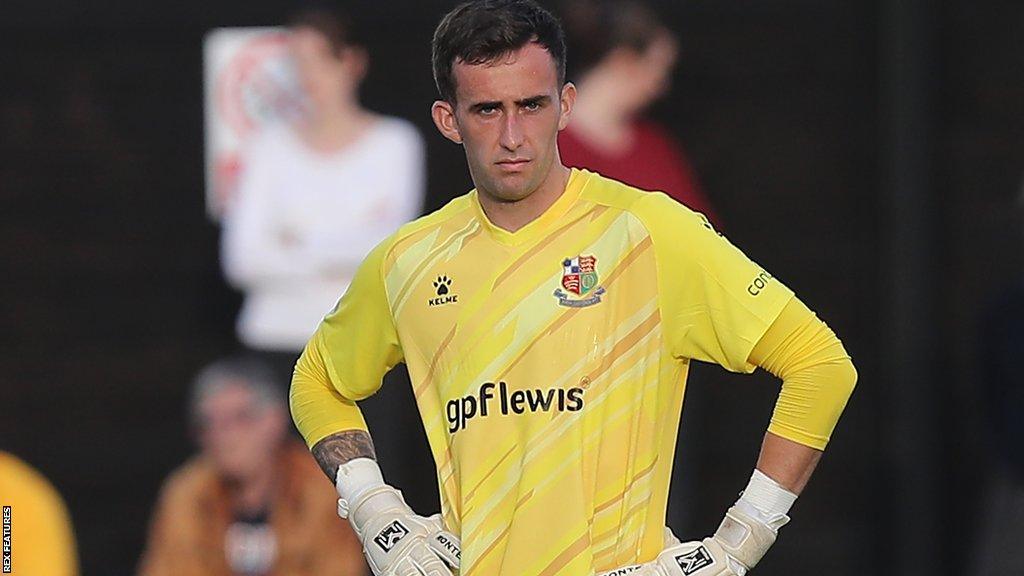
[[433, 275, 453, 296]]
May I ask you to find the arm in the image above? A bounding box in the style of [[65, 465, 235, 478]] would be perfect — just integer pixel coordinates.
[[311, 430, 376, 482], [291, 335, 461, 576], [136, 495, 177, 576], [626, 195, 855, 575], [221, 142, 322, 288], [288, 238, 460, 576], [753, 433, 820, 495], [290, 325, 460, 576], [693, 297, 854, 573], [651, 298, 855, 576], [303, 123, 426, 278], [749, 296, 857, 493], [137, 476, 202, 576], [303, 457, 373, 576]]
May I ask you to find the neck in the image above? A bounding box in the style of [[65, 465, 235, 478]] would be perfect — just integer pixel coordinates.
[[230, 461, 277, 516], [299, 97, 370, 152], [570, 72, 635, 151], [479, 161, 572, 233]]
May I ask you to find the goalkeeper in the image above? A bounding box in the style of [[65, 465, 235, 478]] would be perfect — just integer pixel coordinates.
[[289, 1, 857, 575]]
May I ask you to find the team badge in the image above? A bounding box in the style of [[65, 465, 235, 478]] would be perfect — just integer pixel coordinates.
[[554, 254, 605, 307]]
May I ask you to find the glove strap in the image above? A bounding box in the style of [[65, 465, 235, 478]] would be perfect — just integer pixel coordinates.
[[712, 469, 796, 570], [335, 457, 386, 502], [335, 458, 410, 535], [713, 502, 787, 570]]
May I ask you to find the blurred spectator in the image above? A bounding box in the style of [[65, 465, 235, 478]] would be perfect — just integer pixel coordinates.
[[557, 0, 718, 223], [971, 281, 1024, 573], [0, 452, 79, 576], [221, 8, 425, 382], [137, 358, 366, 576]]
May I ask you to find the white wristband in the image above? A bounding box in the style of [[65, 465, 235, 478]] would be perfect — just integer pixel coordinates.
[[335, 457, 412, 527], [710, 470, 796, 570], [335, 457, 386, 502], [738, 469, 797, 519]]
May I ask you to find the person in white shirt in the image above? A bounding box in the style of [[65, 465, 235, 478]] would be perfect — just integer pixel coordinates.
[[222, 8, 425, 381]]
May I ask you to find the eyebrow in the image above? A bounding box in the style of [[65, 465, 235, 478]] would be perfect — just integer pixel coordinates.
[[468, 94, 551, 113]]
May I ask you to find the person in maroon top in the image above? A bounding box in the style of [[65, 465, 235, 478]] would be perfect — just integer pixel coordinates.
[[557, 0, 718, 224]]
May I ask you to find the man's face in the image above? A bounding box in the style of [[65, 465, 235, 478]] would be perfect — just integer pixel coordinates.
[[432, 43, 574, 203], [610, 33, 675, 115], [623, 33, 678, 113], [289, 27, 364, 114], [194, 382, 284, 482]]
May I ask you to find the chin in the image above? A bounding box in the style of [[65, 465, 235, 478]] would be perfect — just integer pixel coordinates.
[[220, 462, 261, 482], [490, 186, 533, 203], [491, 175, 540, 202]]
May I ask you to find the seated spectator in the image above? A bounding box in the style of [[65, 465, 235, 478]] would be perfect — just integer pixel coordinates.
[[558, 0, 718, 224], [0, 451, 79, 576], [138, 358, 366, 576]]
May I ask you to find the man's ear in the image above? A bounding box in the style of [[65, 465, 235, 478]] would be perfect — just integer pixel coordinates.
[[557, 82, 577, 131], [431, 100, 463, 144]]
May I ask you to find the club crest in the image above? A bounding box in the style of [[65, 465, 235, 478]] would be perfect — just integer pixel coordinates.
[[554, 254, 605, 307]]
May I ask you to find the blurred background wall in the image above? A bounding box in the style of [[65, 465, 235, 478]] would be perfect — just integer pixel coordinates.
[[1, 0, 1022, 575]]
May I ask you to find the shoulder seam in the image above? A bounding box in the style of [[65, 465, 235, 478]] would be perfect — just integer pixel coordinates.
[[378, 193, 475, 309], [579, 171, 657, 215], [383, 194, 475, 259]]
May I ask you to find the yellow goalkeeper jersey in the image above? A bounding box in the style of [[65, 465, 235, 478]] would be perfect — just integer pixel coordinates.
[[300, 168, 793, 575]]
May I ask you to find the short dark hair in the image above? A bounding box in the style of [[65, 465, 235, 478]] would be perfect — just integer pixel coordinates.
[[290, 6, 362, 57], [559, 0, 672, 79], [432, 0, 567, 103]]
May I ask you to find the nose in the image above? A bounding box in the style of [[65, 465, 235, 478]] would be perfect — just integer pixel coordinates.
[[499, 112, 523, 151]]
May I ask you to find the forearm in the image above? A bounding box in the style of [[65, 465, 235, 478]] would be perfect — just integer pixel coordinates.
[[290, 333, 375, 481], [684, 434, 817, 574], [311, 429, 377, 481], [755, 431, 821, 495], [689, 297, 856, 572], [222, 230, 320, 288]]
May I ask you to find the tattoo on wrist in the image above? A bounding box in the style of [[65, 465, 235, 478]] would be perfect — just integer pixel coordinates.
[[311, 430, 376, 480]]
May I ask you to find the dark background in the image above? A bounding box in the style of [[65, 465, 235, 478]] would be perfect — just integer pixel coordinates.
[[2, 0, 1022, 575]]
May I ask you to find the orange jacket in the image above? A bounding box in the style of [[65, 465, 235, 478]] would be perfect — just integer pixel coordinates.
[[138, 442, 367, 576]]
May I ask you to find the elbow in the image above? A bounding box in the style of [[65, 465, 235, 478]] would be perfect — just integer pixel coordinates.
[[837, 356, 858, 403], [288, 356, 314, 423], [220, 240, 258, 289], [222, 259, 253, 290]]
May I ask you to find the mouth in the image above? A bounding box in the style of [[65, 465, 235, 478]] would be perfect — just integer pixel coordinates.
[[495, 158, 530, 171]]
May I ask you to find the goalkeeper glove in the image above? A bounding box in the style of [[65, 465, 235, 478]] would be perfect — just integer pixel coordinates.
[[598, 469, 795, 576], [335, 458, 461, 576]]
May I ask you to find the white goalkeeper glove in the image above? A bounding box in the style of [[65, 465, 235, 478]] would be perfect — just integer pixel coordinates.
[[335, 458, 461, 576], [598, 470, 795, 576]]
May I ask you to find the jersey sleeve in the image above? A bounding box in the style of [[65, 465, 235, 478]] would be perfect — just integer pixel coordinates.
[[313, 237, 403, 400], [749, 297, 857, 450], [290, 236, 405, 447], [632, 192, 794, 372]]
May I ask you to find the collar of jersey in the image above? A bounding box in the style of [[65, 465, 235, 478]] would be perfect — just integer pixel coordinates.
[[471, 167, 589, 246]]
